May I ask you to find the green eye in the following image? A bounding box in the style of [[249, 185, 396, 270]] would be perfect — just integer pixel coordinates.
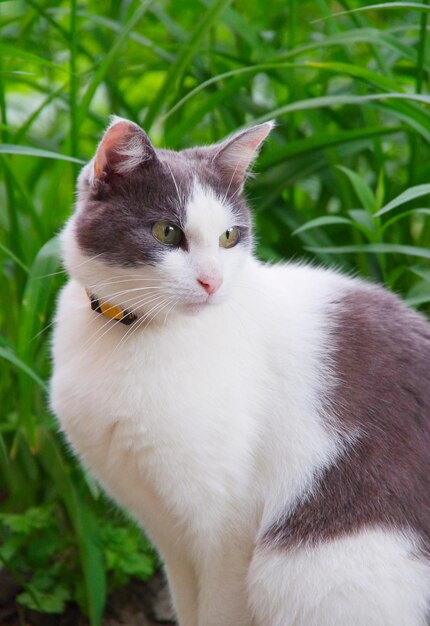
[[152, 221, 183, 246], [219, 226, 240, 249]]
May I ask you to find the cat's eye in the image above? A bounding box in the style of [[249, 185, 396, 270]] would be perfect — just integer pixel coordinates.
[[152, 222, 183, 246], [219, 226, 240, 249]]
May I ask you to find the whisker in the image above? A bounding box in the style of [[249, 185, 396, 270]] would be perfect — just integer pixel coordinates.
[[111, 295, 176, 356], [88, 289, 162, 316], [140, 296, 177, 334], [88, 285, 165, 303], [88, 276, 162, 288], [221, 159, 241, 206], [32, 284, 162, 342], [36, 252, 105, 279], [165, 161, 182, 206], [163, 298, 178, 325], [86, 278, 161, 293], [226, 301, 250, 342], [78, 293, 167, 358], [32, 318, 56, 342]]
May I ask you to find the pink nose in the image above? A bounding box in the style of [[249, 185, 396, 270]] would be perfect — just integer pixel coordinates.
[[197, 276, 223, 295]]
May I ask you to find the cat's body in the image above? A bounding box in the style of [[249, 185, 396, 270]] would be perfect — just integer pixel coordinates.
[[51, 118, 430, 625]]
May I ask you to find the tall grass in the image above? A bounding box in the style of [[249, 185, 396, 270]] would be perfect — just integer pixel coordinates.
[[1, 0, 430, 623]]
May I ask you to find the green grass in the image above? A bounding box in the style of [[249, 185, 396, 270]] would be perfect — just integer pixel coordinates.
[[1, 0, 430, 623]]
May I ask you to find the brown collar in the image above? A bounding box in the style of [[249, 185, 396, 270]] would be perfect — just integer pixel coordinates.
[[87, 291, 137, 325]]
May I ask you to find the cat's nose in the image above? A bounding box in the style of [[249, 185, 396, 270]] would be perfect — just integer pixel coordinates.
[[197, 276, 223, 295]]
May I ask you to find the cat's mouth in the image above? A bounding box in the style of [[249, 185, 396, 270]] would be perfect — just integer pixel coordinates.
[[181, 298, 210, 313], [179, 292, 222, 314]]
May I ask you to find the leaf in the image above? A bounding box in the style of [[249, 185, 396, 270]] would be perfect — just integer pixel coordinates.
[[259, 125, 402, 169], [143, 0, 233, 128], [330, 2, 430, 20], [0, 44, 66, 71], [18, 236, 61, 356], [382, 208, 430, 231], [0, 144, 85, 164], [162, 61, 297, 122], [14, 84, 67, 143], [409, 266, 430, 282], [40, 434, 106, 626], [374, 99, 430, 143], [17, 586, 71, 614], [76, 1, 151, 126], [0, 242, 29, 272], [306, 60, 401, 92], [348, 210, 377, 234], [375, 184, 430, 216], [405, 293, 430, 307], [375, 170, 385, 213], [0, 507, 52, 533], [275, 28, 415, 63], [292, 216, 352, 236], [16, 237, 61, 447], [0, 434, 8, 465], [75, 10, 173, 62], [337, 166, 376, 213], [305, 243, 430, 261], [405, 277, 430, 307], [0, 347, 46, 391], [250, 92, 430, 127]]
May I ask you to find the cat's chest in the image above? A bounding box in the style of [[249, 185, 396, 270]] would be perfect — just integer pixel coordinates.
[[58, 308, 261, 436], [52, 282, 264, 523]]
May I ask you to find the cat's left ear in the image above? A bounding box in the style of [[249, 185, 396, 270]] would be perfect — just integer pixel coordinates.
[[93, 116, 157, 179], [212, 121, 274, 187]]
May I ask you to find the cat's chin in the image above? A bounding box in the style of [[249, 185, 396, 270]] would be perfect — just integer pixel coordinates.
[[179, 296, 225, 316], [179, 302, 209, 316]]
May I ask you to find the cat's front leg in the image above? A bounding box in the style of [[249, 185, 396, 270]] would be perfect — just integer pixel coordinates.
[[161, 550, 199, 626], [195, 541, 254, 626]]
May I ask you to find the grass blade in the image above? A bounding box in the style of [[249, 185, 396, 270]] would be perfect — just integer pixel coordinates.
[[0, 242, 29, 273], [337, 166, 376, 213], [143, 0, 232, 129], [259, 125, 403, 169], [40, 434, 106, 626], [0, 44, 67, 72], [306, 243, 430, 260], [292, 216, 352, 236], [329, 2, 430, 21], [0, 145, 85, 163], [251, 93, 430, 126], [376, 184, 430, 216], [0, 347, 46, 390], [76, 1, 151, 126]]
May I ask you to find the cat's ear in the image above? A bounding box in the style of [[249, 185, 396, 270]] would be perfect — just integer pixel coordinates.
[[93, 116, 157, 179], [212, 121, 274, 187]]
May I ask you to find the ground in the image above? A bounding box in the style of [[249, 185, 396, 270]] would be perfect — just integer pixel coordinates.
[[0, 569, 176, 626]]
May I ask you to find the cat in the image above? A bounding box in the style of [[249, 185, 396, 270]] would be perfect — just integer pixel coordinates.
[[50, 116, 430, 626]]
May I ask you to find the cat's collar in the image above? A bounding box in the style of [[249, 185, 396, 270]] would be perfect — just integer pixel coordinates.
[[86, 290, 137, 325]]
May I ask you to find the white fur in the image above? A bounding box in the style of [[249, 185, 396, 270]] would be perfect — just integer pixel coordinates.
[[248, 528, 430, 626], [51, 179, 430, 626]]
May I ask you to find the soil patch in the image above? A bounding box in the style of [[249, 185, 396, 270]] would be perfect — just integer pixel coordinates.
[[0, 570, 176, 626]]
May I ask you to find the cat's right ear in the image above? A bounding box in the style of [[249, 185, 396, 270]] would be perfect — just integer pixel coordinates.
[[92, 117, 157, 179]]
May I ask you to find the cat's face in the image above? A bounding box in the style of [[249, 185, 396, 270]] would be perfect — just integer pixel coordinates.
[[63, 117, 272, 322]]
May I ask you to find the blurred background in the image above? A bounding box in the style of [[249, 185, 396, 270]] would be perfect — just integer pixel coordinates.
[[1, 0, 430, 624]]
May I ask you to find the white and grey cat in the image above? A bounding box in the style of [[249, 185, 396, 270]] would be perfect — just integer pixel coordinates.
[[51, 117, 430, 626]]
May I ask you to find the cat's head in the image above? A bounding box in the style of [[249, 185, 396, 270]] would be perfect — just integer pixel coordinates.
[[62, 116, 273, 322]]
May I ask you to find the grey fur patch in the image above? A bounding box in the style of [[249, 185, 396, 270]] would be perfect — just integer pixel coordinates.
[[264, 285, 430, 551], [75, 145, 253, 267]]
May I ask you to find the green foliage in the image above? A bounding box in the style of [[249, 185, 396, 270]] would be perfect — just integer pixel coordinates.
[[0, 504, 155, 615], [1, 0, 430, 624]]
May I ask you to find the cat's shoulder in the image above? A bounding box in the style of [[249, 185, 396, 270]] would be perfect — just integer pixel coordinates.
[[268, 260, 428, 327]]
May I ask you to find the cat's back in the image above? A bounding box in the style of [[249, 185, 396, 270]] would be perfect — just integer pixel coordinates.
[[267, 277, 430, 550]]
